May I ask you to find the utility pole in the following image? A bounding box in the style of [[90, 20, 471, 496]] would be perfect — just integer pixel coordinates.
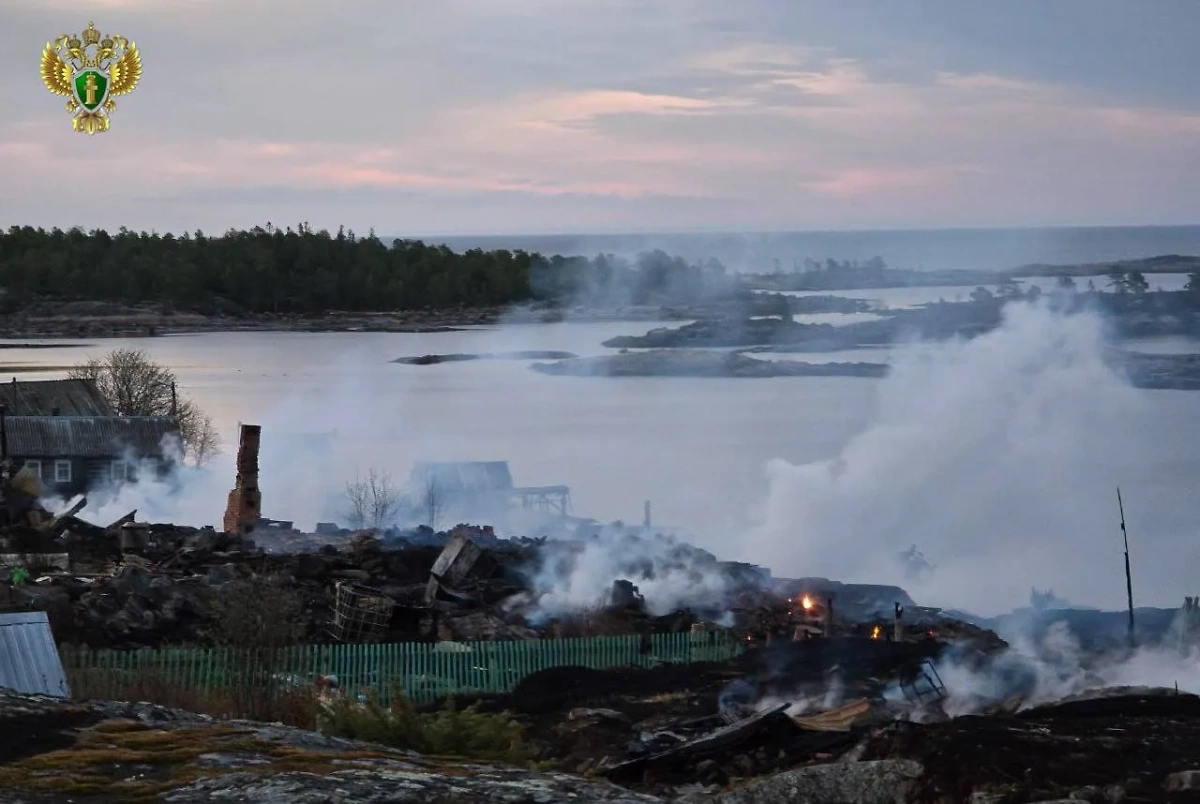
[[1118, 487, 1135, 649]]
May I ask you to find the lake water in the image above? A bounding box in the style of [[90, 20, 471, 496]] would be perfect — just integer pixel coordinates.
[[1, 287, 1198, 614], [1, 321, 878, 536]]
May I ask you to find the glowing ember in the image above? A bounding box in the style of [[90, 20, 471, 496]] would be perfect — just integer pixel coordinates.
[[800, 595, 814, 611], [871, 625, 881, 640]]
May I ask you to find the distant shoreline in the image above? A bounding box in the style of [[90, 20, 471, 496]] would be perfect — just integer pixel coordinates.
[[0, 305, 692, 340], [0, 256, 1194, 341]]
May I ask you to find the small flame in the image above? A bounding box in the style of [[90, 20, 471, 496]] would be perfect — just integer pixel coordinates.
[[801, 595, 814, 611], [871, 625, 881, 640]]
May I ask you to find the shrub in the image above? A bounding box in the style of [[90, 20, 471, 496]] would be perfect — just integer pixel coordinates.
[[319, 694, 534, 764]]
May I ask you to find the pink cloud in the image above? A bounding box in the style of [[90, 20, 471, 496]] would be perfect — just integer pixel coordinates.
[[533, 89, 724, 120], [766, 59, 872, 98], [286, 160, 652, 197], [809, 166, 988, 197], [4, 37, 1198, 225], [251, 142, 301, 157]]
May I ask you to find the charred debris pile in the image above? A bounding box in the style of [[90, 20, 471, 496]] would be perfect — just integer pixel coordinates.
[[8, 432, 1200, 801], [0, 425, 1004, 656], [0, 504, 1000, 657], [3, 498, 1064, 797]]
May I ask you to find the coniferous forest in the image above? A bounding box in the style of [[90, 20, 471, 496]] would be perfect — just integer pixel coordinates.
[[0, 224, 735, 314]]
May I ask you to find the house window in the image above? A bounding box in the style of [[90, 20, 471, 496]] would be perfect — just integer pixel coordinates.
[[54, 460, 71, 483], [111, 460, 130, 482], [22, 460, 41, 477]]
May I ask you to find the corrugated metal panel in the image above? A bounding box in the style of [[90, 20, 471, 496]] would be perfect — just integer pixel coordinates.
[[0, 611, 70, 697], [410, 461, 514, 493], [2, 415, 179, 458], [0, 378, 114, 416]]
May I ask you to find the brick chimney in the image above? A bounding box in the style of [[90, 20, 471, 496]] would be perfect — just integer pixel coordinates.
[[223, 424, 261, 535]]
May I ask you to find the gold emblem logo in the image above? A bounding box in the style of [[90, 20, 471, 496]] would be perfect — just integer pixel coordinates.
[[41, 21, 142, 135]]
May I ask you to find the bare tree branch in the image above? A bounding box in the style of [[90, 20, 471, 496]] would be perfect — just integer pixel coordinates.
[[367, 468, 400, 530], [343, 474, 369, 530], [69, 348, 221, 464], [344, 468, 400, 530]]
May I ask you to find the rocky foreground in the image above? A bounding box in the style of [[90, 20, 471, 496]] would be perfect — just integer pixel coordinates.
[[0, 688, 659, 803], [5, 686, 1200, 803]]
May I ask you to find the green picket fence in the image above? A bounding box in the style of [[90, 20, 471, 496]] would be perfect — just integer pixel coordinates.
[[60, 632, 742, 705]]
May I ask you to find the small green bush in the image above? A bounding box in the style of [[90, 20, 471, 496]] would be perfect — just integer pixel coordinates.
[[318, 694, 534, 764]]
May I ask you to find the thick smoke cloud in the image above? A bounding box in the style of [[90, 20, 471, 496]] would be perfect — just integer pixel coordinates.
[[40, 297, 1199, 623], [518, 527, 736, 620], [741, 301, 1196, 615], [931, 617, 1200, 716]]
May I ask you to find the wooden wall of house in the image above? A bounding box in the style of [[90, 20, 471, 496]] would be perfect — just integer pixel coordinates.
[[11, 455, 169, 498]]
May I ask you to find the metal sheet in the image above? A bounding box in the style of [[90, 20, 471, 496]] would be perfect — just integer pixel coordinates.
[[0, 378, 114, 416], [791, 697, 873, 731], [3, 415, 180, 458], [0, 610, 71, 698]]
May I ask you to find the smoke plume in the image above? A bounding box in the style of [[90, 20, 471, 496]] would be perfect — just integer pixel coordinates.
[[520, 527, 735, 620], [931, 616, 1200, 717], [741, 301, 1198, 615]]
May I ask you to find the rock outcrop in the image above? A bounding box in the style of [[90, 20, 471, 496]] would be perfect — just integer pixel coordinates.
[[705, 759, 924, 804], [0, 688, 661, 803]]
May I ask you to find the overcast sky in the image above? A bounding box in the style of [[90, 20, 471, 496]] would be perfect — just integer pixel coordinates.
[[3, 0, 1200, 236]]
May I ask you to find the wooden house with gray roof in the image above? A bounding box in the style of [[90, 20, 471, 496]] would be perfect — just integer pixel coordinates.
[[0, 380, 181, 497]]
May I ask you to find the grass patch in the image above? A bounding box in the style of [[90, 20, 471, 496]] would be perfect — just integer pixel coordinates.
[[91, 718, 154, 734], [319, 694, 536, 765], [0, 722, 271, 802], [15, 723, 255, 771], [66, 664, 319, 729]]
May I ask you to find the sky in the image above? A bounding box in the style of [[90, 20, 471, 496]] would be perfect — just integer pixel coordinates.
[[3, 0, 1200, 236]]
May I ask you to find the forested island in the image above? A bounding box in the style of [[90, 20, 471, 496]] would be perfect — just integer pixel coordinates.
[[592, 280, 1200, 388], [606, 279, 1200, 351], [0, 223, 733, 314], [523, 347, 1200, 388], [746, 254, 1200, 293]]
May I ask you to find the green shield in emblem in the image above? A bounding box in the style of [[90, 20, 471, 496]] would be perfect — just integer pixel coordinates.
[[73, 69, 109, 111]]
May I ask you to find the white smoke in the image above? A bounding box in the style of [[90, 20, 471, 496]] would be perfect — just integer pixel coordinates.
[[741, 301, 1196, 615], [520, 527, 735, 619], [42, 423, 344, 531], [39, 434, 218, 525], [933, 618, 1200, 717]]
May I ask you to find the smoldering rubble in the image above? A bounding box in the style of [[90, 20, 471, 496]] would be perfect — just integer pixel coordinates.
[[5, 453, 1200, 801]]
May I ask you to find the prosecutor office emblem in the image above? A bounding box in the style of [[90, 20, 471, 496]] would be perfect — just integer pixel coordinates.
[[41, 21, 143, 135]]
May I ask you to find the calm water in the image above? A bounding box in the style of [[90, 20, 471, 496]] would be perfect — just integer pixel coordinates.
[[0, 321, 877, 537], [1, 293, 1198, 612]]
